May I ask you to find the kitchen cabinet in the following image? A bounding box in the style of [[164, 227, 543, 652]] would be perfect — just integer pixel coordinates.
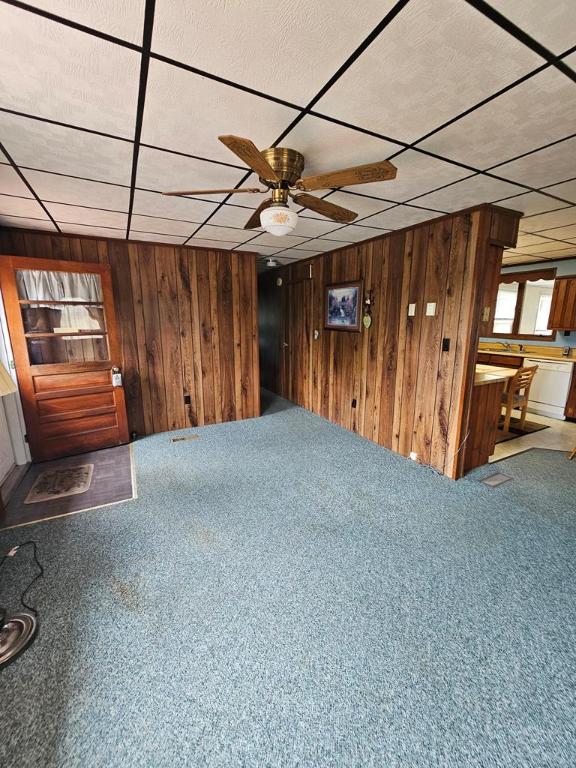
[[476, 352, 522, 368], [548, 276, 576, 330]]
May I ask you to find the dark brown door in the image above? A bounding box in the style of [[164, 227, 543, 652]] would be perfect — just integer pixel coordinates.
[[0, 255, 129, 462], [283, 278, 312, 408]]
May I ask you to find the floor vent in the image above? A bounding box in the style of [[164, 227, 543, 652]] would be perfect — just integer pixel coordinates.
[[480, 472, 512, 487]]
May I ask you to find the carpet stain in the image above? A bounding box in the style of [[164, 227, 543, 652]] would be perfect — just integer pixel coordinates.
[[111, 579, 143, 611]]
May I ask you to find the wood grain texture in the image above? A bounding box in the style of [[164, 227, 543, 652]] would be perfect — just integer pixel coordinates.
[[259, 205, 521, 479], [548, 275, 576, 330], [0, 228, 260, 436]]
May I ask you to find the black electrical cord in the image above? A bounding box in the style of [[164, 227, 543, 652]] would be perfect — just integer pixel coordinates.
[[0, 541, 43, 626]]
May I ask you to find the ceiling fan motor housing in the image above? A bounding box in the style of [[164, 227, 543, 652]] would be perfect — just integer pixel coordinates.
[[259, 147, 305, 187]]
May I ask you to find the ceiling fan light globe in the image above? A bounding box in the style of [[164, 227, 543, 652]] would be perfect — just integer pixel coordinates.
[[260, 204, 298, 236]]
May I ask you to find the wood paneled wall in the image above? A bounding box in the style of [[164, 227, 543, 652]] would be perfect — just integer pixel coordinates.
[[259, 205, 520, 479], [0, 229, 260, 436]]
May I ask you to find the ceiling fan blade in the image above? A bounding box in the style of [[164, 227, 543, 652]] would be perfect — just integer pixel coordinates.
[[291, 193, 357, 223], [244, 199, 273, 229], [297, 160, 397, 191], [219, 135, 279, 183], [162, 187, 265, 196]]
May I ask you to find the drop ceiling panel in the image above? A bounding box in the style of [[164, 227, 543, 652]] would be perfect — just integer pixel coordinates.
[[193, 224, 252, 244], [136, 146, 246, 201], [132, 189, 217, 221], [519, 247, 576, 259], [141, 59, 299, 160], [185, 238, 241, 251], [0, 196, 47, 219], [152, 0, 395, 103], [515, 233, 560, 249], [502, 254, 548, 264], [541, 180, 576, 205], [0, 165, 33, 198], [0, 112, 133, 184], [130, 232, 188, 245], [208, 205, 263, 230], [360, 205, 441, 230], [25, 1, 146, 45], [249, 233, 312, 249], [420, 68, 576, 169], [508, 240, 575, 254], [0, 3, 140, 137], [325, 224, 390, 242], [57, 223, 125, 238], [289, 217, 345, 239], [44, 203, 127, 229], [25, 169, 130, 210], [314, 0, 539, 143], [0, 215, 56, 231], [413, 176, 524, 212], [520, 208, 576, 233], [342, 150, 471, 203], [493, 137, 576, 190], [235, 243, 282, 256], [532, 224, 576, 241], [495, 191, 571, 217], [130, 214, 195, 237], [297, 238, 352, 252], [317, 192, 395, 220], [279, 250, 323, 260], [489, 1, 576, 54], [281, 115, 398, 176]]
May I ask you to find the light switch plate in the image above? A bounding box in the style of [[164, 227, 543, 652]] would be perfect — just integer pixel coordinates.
[[408, 303, 416, 317], [482, 306, 491, 322], [426, 302, 436, 316]]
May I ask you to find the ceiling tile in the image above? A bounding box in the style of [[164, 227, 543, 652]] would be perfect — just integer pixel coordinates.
[[508, 240, 574, 254], [532, 224, 576, 240], [290, 217, 345, 239], [541, 179, 576, 205], [57, 223, 124, 238], [282, 115, 399, 177], [185, 238, 241, 251], [520, 207, 576, 233], [24, 169, 130, 210], [249, 233, 312, 249], [141, 59, 299, 161], [297, 238, 351, 252], [132, 188, 217, 221], [314, 0, 540, 143], [45, 203, 127, 229], [208, 205, 263, 230], [0, 164, 33, 198], [279, 250, 323, 259], [420, 68, 576, 169], [494, 191, 571, 217], [136, 146, 247, 202], [519, 247, 576, 259], [413, 175, 524, 212], [129, 232, 187, 245], [0, 3, 140, 137], [0, 195, 46, 219], [25, 1, 146, 44], [326, 224, 389, 242], [235, 243, 283, 256], [515, 233, 559, 248], [152, 0, 395, 103], [130, 214, 194, 237], [360, 205, 440, 230], [492, 136, 576, 190], [0, 112, 133, 184], [0, 214, 56, 231], [193, 224, 252, 244], [347, 150, 471, 203], [316, 192, 395, 221], [488, 1, 576, 54], [502, 254, 548, 264]]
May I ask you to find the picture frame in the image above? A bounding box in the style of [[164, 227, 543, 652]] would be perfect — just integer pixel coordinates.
[[324, 281, 363, 332]]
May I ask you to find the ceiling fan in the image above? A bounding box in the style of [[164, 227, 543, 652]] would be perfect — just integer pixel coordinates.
[[162, 135, 397, 236]]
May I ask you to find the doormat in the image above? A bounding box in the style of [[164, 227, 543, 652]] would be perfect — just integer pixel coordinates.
[[24, 464, 94, 504], [495, 418, 549, 444], [480, 473, 513, 487]]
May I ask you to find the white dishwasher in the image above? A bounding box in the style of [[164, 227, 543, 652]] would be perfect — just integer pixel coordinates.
[[525, 358, 574, 420]]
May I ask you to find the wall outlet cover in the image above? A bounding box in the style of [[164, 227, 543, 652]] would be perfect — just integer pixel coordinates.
[[426, 302, 436, 316], [408, 303, 416, 317], [409, 451, 418, 461]]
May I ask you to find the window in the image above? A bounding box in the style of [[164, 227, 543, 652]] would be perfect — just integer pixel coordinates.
[[492, 269, 556, 339]]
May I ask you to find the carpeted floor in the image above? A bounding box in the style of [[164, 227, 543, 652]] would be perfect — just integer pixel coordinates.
[[0, 391, 574, 768]]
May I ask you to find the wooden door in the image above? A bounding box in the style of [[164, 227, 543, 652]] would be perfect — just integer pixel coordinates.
[[0, 256, 129, 462], [284, 278, 312, 408]]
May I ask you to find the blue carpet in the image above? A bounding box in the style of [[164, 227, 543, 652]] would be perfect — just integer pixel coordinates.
[[0, 392, 574, 767]]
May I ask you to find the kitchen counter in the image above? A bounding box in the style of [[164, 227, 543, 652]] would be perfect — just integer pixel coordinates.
[[475, 364, 517, 386], [479, 347, 574, 363]]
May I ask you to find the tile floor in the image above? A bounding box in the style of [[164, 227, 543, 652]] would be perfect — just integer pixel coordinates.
[[491, 410, 576, 462]]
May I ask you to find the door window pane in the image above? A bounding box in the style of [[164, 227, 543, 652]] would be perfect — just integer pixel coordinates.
[[16, 269, 109, 365]]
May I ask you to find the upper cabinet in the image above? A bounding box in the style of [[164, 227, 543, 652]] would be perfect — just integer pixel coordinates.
[[548, 276, 576, 330]]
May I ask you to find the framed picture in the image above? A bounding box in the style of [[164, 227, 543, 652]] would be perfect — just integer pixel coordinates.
[[325, 281, 362, 332]]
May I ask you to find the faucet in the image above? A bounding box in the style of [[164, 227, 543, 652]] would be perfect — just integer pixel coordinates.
[[496, 341, 512, 351]]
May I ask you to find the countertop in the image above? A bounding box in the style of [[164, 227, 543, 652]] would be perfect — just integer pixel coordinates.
[[474, 364, 518, 386], [478, 348, 575, 363]]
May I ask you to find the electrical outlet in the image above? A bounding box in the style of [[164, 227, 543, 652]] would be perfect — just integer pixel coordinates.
[[408, 303, 416, 317], [409, 451, 418, 461], [426, 302, 436, 317]]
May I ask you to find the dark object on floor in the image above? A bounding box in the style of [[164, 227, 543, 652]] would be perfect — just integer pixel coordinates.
[[495, 417, 549, 444], [0, 541, 43, 667], [480, 472, 513, 487], [170, 435, 200, 443], [1, 445, 134, 530], [25, 464, 93, 504]]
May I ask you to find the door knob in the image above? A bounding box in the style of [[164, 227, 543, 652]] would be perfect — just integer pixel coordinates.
[[282, 342, 289, 348]]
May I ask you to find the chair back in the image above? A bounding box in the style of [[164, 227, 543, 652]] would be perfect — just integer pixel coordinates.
[[509, 365, 538, 399]]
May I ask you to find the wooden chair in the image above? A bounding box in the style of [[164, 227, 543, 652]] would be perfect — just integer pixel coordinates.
[[500, 365, 538, 433], [569, 446, 576, 460]]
